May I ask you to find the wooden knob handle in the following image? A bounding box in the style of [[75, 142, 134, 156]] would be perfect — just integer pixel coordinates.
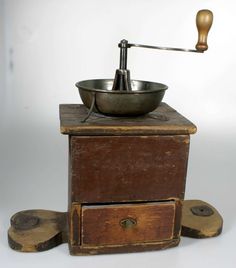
[[195, 9, 213, 51]]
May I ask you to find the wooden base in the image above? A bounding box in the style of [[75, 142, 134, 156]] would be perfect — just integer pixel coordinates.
[[181, 199, 223, 238], [8, 210, 67, 252], [8, 200, 223, 253], [69, 239, 180, 255]]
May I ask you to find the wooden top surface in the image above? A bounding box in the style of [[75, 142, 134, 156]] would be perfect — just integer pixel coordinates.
[[59, 103, 197, 136]]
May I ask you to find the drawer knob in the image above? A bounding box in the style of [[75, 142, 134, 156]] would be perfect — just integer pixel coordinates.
[[120, 218, 137, 229]]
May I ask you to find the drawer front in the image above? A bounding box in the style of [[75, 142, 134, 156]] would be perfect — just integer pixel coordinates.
[[81, 201, 176, 246], [70, 135, 189, 203]]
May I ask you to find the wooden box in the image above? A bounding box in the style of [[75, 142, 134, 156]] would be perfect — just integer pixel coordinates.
[[60, 103, 196, 255]]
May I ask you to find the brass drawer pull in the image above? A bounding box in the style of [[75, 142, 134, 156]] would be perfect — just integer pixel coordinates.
[[120, 218, 137, 229]]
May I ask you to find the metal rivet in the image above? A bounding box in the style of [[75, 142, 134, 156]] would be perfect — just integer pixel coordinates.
[[191, 205, 214, 217]]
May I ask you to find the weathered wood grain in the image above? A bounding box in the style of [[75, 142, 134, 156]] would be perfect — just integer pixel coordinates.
[[181, 200, 223, 238], [69, 204, 81, 247], [64, 103, 194, 254], [8, 210, 67, 252], [81, 201, 175, 246], [7, 103, 223, 255], [69, 200, 182, 255], [69, 135, 190, 203], [70, 238, 180, 255], [60, 103, 197, 136]]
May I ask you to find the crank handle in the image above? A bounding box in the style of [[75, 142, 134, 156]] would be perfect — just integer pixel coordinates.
[[123, 9, 213, 53]]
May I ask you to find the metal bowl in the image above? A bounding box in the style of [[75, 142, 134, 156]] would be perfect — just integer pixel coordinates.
[[76, 79, 167, 116]]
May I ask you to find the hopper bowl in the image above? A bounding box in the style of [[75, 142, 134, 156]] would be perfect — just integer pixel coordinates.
[[76, 79, 167, 117]]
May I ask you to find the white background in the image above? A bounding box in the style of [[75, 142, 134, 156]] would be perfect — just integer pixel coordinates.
[[0, 0, 235, 267]]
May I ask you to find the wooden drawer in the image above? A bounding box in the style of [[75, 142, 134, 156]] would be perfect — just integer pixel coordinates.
[[80, 201, 176, 246]]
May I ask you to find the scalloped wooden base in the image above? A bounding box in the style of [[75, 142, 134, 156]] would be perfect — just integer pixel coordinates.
[[8, 200, 223, 253], [8, 210, 67, 252], [181, 200, 223, 238]]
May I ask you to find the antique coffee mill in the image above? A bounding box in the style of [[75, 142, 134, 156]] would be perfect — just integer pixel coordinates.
[[8, 9, 223, 255]]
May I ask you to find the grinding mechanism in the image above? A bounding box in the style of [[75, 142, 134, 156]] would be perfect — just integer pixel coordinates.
[[76, 10, 213, 122]]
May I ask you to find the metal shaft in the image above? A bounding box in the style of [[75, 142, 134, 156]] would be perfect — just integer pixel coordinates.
[[119, 39, 129, 69], [129, 43, 203, 53]]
